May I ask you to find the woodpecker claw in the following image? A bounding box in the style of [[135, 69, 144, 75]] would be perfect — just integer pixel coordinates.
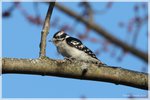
[[64, 57, 75, 62]]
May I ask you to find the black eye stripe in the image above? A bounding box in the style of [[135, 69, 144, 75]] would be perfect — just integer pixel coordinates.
[[59, 33, 67, 38]]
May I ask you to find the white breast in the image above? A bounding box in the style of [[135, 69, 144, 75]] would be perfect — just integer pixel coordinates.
[[55, 41, 99, 62]]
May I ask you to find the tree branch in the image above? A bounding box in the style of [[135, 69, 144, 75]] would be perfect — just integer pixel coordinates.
[[54, 3, 148, 63], [39, 2, 55, 57], [2, 58, 148, 90]]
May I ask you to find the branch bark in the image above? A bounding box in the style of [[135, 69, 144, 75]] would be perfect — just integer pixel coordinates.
[[54, 3, 148, 63], [2, 58, 148, 90], [39, 2, 55, 57]]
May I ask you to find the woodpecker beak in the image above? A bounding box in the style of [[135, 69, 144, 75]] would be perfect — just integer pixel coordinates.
[[49, 38, 57, 44]]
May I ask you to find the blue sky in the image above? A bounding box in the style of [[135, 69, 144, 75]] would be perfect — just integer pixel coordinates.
[[2, 2, 148, 98]]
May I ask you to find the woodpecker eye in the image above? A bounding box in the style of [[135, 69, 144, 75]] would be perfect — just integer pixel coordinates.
[[56, 35, 61, 39]]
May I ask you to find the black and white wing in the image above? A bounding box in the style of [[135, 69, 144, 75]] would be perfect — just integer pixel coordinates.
[[66, 37, 99, 60]]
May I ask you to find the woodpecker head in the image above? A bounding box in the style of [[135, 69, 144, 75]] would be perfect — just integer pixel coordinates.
[[49, 31, 69, 45]]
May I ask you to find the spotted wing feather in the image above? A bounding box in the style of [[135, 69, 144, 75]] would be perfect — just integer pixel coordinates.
[[66, 37, 98, 60]]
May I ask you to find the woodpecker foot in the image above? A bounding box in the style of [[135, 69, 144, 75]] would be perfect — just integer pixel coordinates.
[[64, 57, 75, 62]]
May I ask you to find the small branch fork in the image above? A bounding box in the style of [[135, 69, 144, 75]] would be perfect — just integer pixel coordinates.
[[39, 2, 55, 57]]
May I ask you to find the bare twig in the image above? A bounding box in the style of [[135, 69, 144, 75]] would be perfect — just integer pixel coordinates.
[[39, 2, 55, 57], [54, 3, 148, 63], [2, 58, 148, 90]]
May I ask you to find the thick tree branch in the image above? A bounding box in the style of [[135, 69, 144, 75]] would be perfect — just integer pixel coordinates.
[[2, 58, 148, 90], [39, 2, 55, 57], [54, 3, 148, 63]]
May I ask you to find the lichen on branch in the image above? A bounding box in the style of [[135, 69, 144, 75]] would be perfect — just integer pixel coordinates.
[[2, 58, 148, 90]]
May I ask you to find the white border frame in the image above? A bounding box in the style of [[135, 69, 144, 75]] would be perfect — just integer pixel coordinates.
[[1, 0, 149, 100]]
